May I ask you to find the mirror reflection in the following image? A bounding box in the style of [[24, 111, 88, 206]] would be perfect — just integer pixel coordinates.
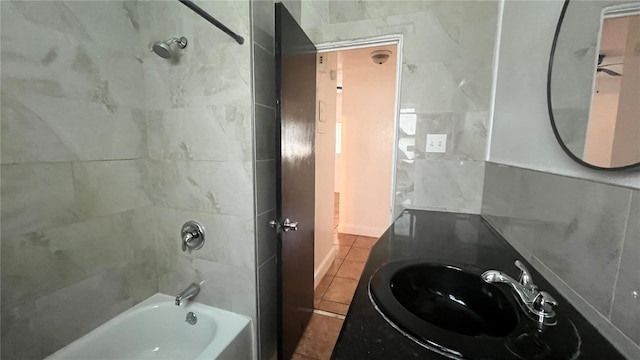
[[549, 1, 640, 169]]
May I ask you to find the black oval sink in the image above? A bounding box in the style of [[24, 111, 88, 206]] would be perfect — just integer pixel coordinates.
[[390, 263, 517, 337], [369, 259, 582, 359]]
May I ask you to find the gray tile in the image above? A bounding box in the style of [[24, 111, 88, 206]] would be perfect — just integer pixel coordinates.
[[254, 27, 274, 56], [451, 111, 488, 160], [510, 171, 630, 315], [1, 301, 47, 360], [414, 112, 455, 159], [1, 163, 77, 238], [252, 0, 274, 53], [529, 255, 640, 359], [412, 159, 485, 214], [151, 207, 254, 269], [73, 160, 151, 219], [482, 164, 633, 316], [255, 104, 277, 161], [33, 271, 138, 357], [147, 105, 251, 162], [0, 93, 77, 164], [142, 160, 253, 216], [258, 256, 278, 360], [254, 43, 276, 107], [256, 160, 277, 214], [611, 191, 640, 344], [257, 209, 278, 266]]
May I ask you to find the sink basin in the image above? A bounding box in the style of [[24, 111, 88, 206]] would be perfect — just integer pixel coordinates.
[[389, 263, 517, 337], [369, 258, 581, 359]]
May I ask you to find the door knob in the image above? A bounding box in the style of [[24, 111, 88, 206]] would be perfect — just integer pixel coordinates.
[[282, 218, 298, 232], [269, 218, 299, 232]]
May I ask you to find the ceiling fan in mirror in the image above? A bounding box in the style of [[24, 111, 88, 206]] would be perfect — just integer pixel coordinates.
[[596, 54, 622, 77]]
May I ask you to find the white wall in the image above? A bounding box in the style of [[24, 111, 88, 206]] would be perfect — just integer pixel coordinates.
[[490, 0, 639, 189], [314, 52, 338, 278], [338, 47, 396, 237], [611, 14, 640, 167]]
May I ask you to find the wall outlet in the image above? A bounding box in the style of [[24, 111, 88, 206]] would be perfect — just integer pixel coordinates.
[[426, 134, 447, 153]]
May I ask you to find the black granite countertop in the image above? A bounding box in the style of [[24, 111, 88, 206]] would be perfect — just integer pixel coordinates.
[[331, 210, 623, 359]]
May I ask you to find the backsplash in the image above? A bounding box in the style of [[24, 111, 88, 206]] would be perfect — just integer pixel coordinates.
[[482, 162, 640, 357]]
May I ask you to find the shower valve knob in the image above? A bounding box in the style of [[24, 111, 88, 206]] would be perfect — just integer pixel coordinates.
[[181, 221, 205, 252]]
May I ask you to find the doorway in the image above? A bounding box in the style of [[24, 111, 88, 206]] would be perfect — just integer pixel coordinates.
[[291, 37, 402, 360], [314, 38, 402, 288]]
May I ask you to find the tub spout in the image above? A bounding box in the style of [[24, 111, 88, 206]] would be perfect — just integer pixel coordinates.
[[175, 283, 200, 306]]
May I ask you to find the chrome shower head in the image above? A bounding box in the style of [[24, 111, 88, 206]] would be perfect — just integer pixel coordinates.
[[152, 37, 188, 59]]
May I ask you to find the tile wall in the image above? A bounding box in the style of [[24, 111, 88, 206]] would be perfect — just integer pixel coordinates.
[[138, 0, 256, 323], [301, 0, 499, 216], [252, 1, 279, 359], [1, 1, 256, 358], [482, 162, 640, 358], [0, 1, 154, 358]]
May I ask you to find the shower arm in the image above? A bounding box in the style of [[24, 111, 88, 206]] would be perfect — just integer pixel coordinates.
[[177, 0, 244, 45]]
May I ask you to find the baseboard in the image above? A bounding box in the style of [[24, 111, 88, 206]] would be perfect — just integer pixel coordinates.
[[314, 246, 336, 289], [337, 223, 386, 238]]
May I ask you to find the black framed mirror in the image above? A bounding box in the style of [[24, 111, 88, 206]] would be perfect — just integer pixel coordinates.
[[547, 0, 640, 170]]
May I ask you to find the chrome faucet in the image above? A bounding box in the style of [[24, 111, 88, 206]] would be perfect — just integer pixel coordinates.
[[175, 283, 200, 306], [482, 260, 558, 326]]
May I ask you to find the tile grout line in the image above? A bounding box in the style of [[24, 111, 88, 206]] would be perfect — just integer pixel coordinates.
[[313, 309, 346, 320]]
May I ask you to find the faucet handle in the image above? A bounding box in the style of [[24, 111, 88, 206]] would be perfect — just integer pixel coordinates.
[[515, 260, 537, 291], [533, 291, 558, 315]]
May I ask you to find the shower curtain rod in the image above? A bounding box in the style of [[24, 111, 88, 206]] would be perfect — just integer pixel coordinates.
[[178, 0, 245, 45]]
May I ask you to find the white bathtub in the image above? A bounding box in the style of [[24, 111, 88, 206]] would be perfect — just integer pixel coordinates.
[[46, 294, 251, 360]]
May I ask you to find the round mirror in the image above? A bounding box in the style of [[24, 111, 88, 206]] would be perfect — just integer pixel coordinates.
[[548, 0, 640, 170]]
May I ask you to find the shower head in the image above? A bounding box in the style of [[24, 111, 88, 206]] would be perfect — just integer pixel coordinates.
[[152, 37, 188, 59]]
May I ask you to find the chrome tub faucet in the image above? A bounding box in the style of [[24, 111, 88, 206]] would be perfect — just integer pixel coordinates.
[[175, 283, 200, 306], [482, 260, 558, 326]]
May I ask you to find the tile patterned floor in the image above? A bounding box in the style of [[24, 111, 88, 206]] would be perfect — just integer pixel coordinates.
[[292, 234, 376, 360], [292, 193, 379, 360]]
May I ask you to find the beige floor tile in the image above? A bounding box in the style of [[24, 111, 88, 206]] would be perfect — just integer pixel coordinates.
[[291, 353, 317, 360], [314, 274, 333, 306], [333, 233, 356, 246], [335, 245, 351, 259], [345, 246, 371, 262], [294, 314, 344, 360], [335, 260, 365, 280], [325, 258, 343, 277], [323, 277, 358, 305], [353, 235, 379, 249], [317, 299, 349, 316]]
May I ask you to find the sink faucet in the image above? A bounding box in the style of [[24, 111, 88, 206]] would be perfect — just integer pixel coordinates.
[[482, 260, 558, 326], [175, 283, 200, 306]]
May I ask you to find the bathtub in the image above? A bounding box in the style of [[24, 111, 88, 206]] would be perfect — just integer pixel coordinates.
[[46, 294, 251, 360]]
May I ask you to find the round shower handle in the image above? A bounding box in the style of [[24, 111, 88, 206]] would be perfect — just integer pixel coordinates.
[[181, 220, 205, 252]]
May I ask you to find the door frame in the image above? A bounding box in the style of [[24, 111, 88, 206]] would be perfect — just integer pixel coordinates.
[[315, 34, 404, 224]]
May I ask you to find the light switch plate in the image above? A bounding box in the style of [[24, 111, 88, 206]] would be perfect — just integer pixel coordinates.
[[426, 134, 447, 153]]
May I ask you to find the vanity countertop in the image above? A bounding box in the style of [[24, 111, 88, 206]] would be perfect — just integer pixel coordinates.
[[331, 209, 623, 359]]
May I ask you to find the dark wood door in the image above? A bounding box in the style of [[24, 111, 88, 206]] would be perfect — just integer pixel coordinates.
[[275, 3, 317, 360]]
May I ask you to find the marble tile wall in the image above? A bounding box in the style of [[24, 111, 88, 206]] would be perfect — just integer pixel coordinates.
[[302, 0, 499, 216], [0, 1, 155, 358], [252, 1, 279, 359], [2, 0, 256, 358], [137, 0, 257, 342], [482, 162, 640, 358]]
